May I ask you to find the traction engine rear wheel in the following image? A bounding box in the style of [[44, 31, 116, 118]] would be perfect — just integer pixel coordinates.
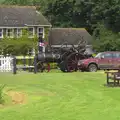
[[66, 53, 86, 72]]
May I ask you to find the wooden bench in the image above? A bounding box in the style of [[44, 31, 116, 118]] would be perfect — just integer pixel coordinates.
[[105, 71, 120, 86]]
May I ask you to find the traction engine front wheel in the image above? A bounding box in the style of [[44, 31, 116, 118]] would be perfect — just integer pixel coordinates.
[[37, 61, 50, 73]]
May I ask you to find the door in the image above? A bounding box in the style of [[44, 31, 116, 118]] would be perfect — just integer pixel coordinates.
[[112, 52, 120, 69], [98, 53, 113, 69]]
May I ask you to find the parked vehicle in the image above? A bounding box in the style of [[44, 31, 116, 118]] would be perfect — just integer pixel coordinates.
[[78, 51, 120, 72]]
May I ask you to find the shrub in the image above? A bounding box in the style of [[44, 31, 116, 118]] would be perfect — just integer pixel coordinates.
[[0, 29, 38, 56], [0, 84, 6, 104]]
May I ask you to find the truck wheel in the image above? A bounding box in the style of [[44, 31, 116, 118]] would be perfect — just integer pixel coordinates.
[[88, 64, 97, 72]]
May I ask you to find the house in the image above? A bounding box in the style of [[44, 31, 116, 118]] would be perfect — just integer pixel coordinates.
[[48, 28, 94, 54], [0, 6, 52, 39]]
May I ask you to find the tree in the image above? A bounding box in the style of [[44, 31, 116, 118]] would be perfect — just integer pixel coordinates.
[[92, 24, 120, 52], [91, 0, 120, 33], [3, 0, 32, 5], [40, 0, 94, 34], [3, 0, 120, 34]]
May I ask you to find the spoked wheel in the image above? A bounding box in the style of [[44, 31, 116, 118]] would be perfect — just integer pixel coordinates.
[[37, 61, 50, 73], [66, 53, 86, 72]]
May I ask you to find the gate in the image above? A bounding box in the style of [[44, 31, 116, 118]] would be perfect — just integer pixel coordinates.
[[0, 55, 13, 72]]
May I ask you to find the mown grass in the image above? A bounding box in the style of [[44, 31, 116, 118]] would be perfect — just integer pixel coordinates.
[[0, 0, 4, 3], [0, 71, 120, 120], [0, 84, 6, 104]]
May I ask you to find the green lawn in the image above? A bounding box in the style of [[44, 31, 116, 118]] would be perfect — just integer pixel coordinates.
[[0, 71, 120, 120]]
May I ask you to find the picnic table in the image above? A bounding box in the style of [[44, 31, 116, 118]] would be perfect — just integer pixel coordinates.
[[105, 71, 120, 86]]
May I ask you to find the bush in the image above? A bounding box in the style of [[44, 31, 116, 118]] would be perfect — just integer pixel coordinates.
[[16, 56, 34, 65], [0, 29, 38, 56], [0, 84, 5, 104]]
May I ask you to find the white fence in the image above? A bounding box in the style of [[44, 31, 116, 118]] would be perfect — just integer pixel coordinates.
[[0, 56, 13, 72]]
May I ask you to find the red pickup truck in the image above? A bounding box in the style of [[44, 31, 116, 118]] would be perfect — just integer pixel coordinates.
[[78, 51, 120, 72]]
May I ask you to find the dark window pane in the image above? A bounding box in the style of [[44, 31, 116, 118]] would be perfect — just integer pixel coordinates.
[[17, 29, 22, 37], [113, 53, 120, 58], [39, 28, 43, 33], [8, 29, 12, 32], [29, 28, 33, 32], [28, 28, 33, 37], [8, 32, 10, 36], [18, 29, 21, 32], [103, 53, 112, 58]]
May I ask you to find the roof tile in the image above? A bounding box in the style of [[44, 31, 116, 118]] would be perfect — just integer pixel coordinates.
[[49, 28, 92, 45], [0, 6, 51, 27]]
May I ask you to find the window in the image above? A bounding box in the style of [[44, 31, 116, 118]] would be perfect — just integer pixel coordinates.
[[113, 53, 120, 58], [37, 28, 44, 38], [28, 28, 34, 38], [17, 28, 22, 38], [14, 28, 22, 38], [102, 53, 113, 58], [6, 29, 14, 38], [0, 29, 3, 38]]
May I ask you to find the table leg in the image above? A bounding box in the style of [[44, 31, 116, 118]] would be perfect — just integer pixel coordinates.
[[118, 80, 120, 85], [107, 73, 109, 85], [114, 77, 116, 86]]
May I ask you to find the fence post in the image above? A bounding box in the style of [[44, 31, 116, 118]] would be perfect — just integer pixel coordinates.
[[34, 56, 37, 74], [13, 56, 17, 74], [23, 56, 26, 71]]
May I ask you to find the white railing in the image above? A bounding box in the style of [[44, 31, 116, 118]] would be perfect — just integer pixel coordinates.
[[0, 56, 13, 72]]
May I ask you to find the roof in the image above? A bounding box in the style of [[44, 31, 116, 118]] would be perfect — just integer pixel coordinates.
[[0, 6, 51, 27], [48, 28, 92, 45]]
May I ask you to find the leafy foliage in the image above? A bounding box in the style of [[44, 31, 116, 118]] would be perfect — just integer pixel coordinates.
[[92, 24, 120, 52], [2, 0, 31, 5], [0, 29, 38, 55], [39, 0, 120, 34]]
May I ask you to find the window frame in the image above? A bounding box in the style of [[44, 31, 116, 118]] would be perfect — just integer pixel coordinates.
[[6, 28, 14, 38], [102, 53, 113, 59], [0, 29, 3, 38], [28, 27, 35, 38], [113, 53, 120, 58], [17, 28, 22, 38], [37, 27, 44, 38]]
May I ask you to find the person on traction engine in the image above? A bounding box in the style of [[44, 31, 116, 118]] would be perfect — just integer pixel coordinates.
[[38, 34, 44, 53]]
